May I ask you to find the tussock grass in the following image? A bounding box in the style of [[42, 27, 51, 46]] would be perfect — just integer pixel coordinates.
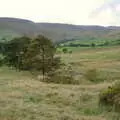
[[0, 46, 120, 120], [0, 67, 113, 120]]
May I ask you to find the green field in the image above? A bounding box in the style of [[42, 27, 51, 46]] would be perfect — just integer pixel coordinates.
[[58, 38, 120, 51], [61, 39, 110, 45], [0, 46, 120, 120]]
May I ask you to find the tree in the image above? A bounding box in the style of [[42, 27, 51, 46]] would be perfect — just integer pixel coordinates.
[[2, 35, 61, 80], [62, 48, 68, 53], [3, 36, 31, 70], [91, 43, 96, 47], [104, 41, 109, 46], [22, 35, 61, 80]]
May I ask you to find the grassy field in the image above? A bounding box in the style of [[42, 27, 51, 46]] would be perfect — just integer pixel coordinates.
[[59, 38, 120, 46], [60, 39, 111, 46], [60, 46, 120, 83], [58, 38, 120, 53], [0, 46, 120, 120]]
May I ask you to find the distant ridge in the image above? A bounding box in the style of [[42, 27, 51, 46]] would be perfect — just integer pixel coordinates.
[[0, 17, 120, 42], [0, 17, 33, 23]]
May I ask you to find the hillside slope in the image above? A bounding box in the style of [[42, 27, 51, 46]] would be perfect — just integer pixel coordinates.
[[0, 17, 120, 42]]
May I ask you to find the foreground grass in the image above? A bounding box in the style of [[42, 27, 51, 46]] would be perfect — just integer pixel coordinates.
[[0, 46, 120, 120], [0, 67, 119, 120]]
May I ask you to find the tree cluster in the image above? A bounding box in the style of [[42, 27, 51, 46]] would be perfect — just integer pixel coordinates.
[[1, 35, 61, 80]]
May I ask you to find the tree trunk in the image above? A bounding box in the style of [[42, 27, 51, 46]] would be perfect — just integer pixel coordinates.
[[42, 47, 45, 81]]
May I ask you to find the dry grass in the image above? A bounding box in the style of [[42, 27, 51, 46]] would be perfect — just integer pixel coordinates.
[[61, 46, 120, 83], [0, 67, 119, 120], [0, 46, 120, 120]]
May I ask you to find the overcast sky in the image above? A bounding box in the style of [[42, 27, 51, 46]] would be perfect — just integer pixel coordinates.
[[0, 0, 120, 26]]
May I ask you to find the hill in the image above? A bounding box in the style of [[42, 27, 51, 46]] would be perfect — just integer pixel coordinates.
[[0, 17, 120, 42], [0, 17, 40, 41]]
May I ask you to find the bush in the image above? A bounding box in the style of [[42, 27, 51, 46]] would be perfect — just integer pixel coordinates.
[[44, 74, 75, 84], [62, 48, 68, 53], [41, 65, 79, 84], [99, 82, 120, 112], [84, 69, 98, 82]]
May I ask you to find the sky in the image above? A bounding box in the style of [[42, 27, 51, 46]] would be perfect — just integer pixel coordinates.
[[0, 0, 120, 26]]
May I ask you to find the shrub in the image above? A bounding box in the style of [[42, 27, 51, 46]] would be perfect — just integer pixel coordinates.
[[91, 43, 96, 47], [42, 64, 79, 84], [45, 75, 75, 84], [99, 82, 120, 112], [62, 48, 68, 53], [84, 69, 98, 82]]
